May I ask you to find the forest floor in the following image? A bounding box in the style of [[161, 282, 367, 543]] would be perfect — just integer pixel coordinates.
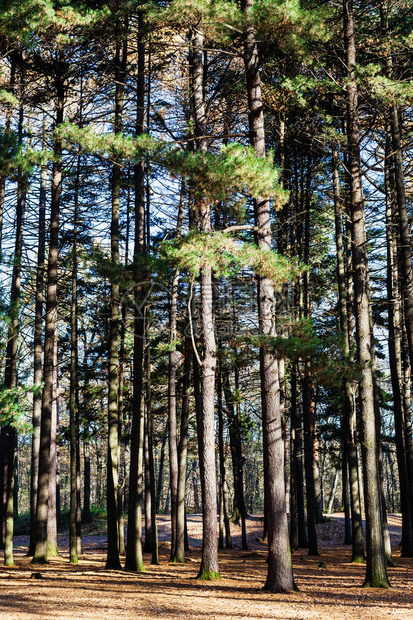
[[0, 513, 412, 619]]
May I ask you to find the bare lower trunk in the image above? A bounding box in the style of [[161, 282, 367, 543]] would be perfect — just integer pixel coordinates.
[[175, 336, 191, 562], [29, 163, 47, 557], [32, 74, 64, 564], [332, 145, 364, 561], [302, 373, 319, 556], [4, 132, 26, 565], [217, 361, 232, 550], [69, 157, 80, 564], [47, 339, 59, 558], [168, 268, 179, 560]]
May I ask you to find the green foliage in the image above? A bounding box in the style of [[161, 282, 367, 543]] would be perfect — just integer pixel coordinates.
[[0, 383, 39, 432], [148, 0, 242, 45], [60, 124, 287, 203], [162, 230, 300, 283], [239, 318, 360, 390], [251, 0, 330, 52], [0, 90, 18, 106], [0, 0, 111, 44]]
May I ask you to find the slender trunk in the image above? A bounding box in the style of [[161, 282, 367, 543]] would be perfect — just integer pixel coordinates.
[[342, 448, 352, 544], [170, 181, 186, 561], [118, 177, 131, 557], [155, 428, 167, 514], [106, 30, 127, 569], [332, 145, 364, 560], [302, 193, 319, 551], [143, 410, 153, 553], [292, 366, 307, 549], [0, 54, 17, 261], [4, 104, 26, 565], [402, 328, 413, 538], [146, 346, 158, 564], [143, 339, 157, 559], [175, 190, 190, 563], [168, 270, 179, 561], [344, 0, 389, 587], [176, 344, 190, 558], [69, 157, 80, 564], [242, 0, 293, 591], [32, 72, 64, 564], [381, 4, 413, 554], [28, 162, 47, 556], [125, 14, 146, 572], [302, 373, 319, 556], [190, 26, 219, 580], [289, 416, 297, 550], [234, 365, 248, 550], [217, 359, 232, 550], [83, 431, 91, 523], [327, 469, 339, 514], [47, 339, 59, 558]]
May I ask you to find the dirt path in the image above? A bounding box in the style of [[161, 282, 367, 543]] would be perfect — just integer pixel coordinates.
[[1, 514, 412, 619]]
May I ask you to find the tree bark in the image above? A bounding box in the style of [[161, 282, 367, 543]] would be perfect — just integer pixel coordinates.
[[32, 69, 64, 564], [168, 268, 179, 561], [106, 28, 127, 570], [4, 99, 26, 566], [242, 0, 294, 592], [69, 155, 81, 564], [217, 359, 232, 550], [175, 186, 190, 563], [190, 26, 219, 580], [28, 162, 47, 557], [344, 0, 389, 587], [302, 372, 319, 556], [125, 12, 146, 572], [332, 145, 364, 561]]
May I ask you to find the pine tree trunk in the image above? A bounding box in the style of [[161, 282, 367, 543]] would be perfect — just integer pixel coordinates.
[[344, 0, 389, 587], [4, 102, 27, 565], [32, 72, 64, 564], [176, 347, 190, 557], [302, 372, 319, 556], [144, 410, 153, 554], [332, 145, 364, 560], [289, 405, 298, 551], [291, 365, 307, 549], [106, 30, 127, 569], [175, 189, 190, 564], [327, 469, 339, 514], [168, 267, 179, 560], [28, 161, 47, 557], [47, 339, 59, 558], [125, 13, 146, 572], [0, 54, 17, 262], [83, 432, 91, 524], [189, 26, 219, 580], [69, 156, 80, 564], [342, 448, 352, 545], [380, 5, 413, 555], [242, 0, 294, 592], [155, 429, 167, 514], [217, 360, 232, 550], [146, 348, 158, 565]]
